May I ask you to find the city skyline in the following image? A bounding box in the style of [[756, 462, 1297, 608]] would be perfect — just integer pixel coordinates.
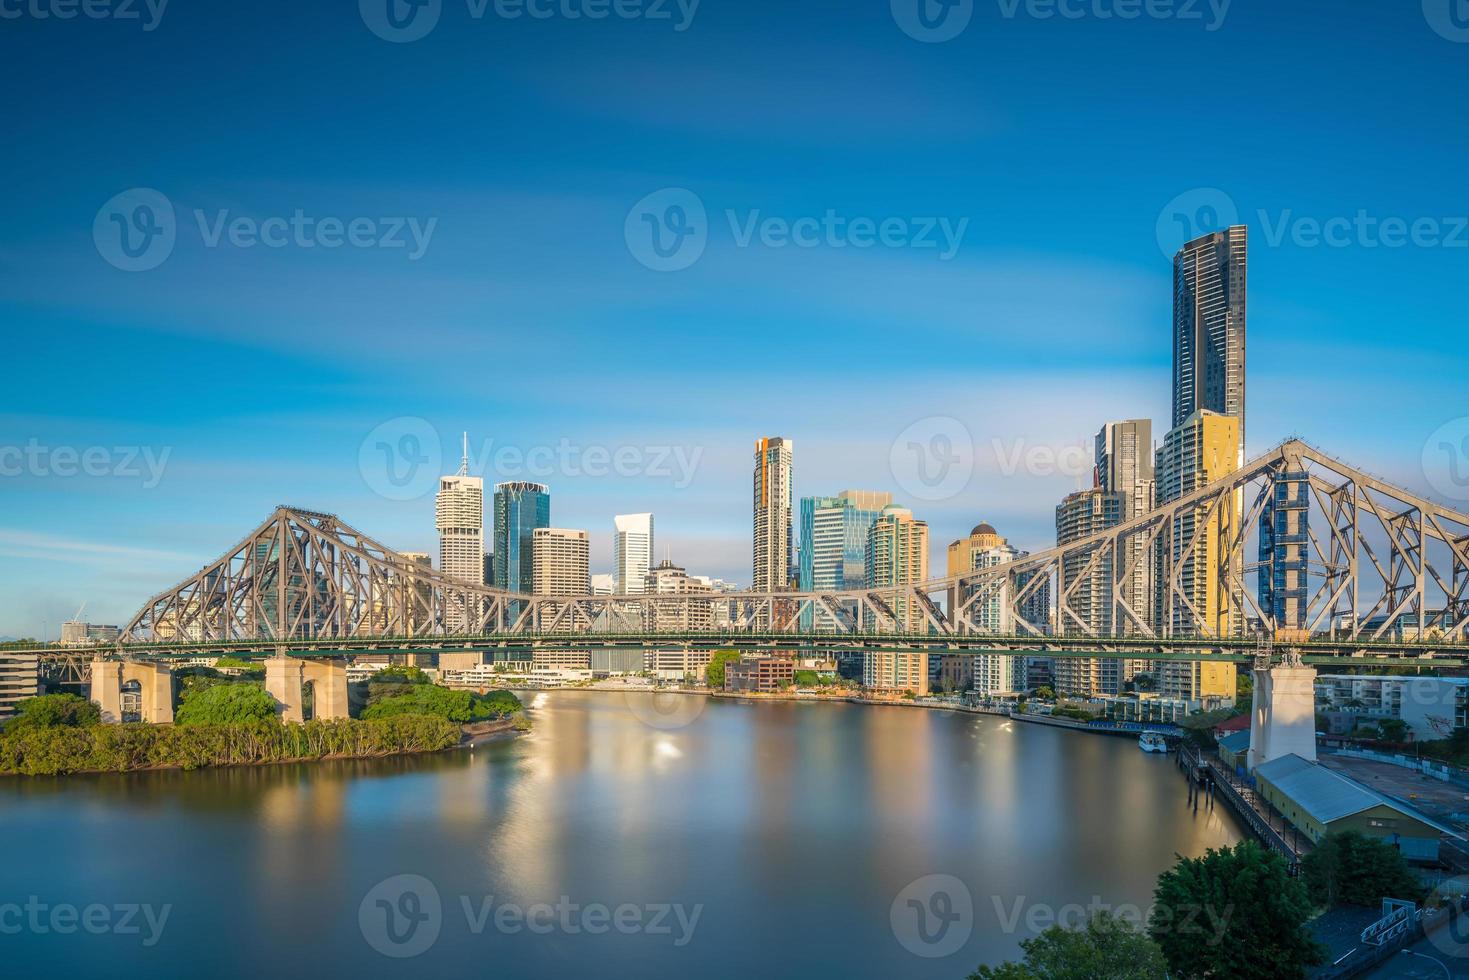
[[6, 0, 1469, 637]]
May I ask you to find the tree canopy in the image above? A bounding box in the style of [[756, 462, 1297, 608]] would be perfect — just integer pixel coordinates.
[[705, 650, 742, 688], [175, 684, 280, 726], [361, 685, 521, 723], [1151, 841, 1322, 979], [1301, 831, 1423, 909], [5, 693, 100, 731], [968, 912, 1168, 980]]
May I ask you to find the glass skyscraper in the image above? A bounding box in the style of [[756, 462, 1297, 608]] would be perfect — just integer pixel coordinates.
[[493, 482, 550, 595], [798, 490, 891, 630], [1172, 225, 1247, 460]]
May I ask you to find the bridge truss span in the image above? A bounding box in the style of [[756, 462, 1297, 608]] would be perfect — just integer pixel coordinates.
[[119, 440, 1469, 648]]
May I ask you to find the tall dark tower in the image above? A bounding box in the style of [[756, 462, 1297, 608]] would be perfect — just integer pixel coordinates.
[[1172, 225, 1247, 461]]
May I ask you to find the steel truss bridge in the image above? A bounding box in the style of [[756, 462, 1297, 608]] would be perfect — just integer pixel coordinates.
[[29, 439, 1468, 670]]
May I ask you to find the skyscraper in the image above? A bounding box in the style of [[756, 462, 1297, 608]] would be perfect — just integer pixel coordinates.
[[1054, 488, 1126, 696], [753, 436, 793, 592], [1095, 419, 1156, 632], [436, 440, 484, 585], [1155, 409, 1240, 702], [1173, 226, 1247, 461], [531, 527, 590, 595], [863, 503, 930, 693], [612, 513, 654, 595], [493, 481, 550, 595], [799, 490, 892, 592]]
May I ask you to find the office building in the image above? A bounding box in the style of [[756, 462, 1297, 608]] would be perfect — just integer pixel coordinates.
[[436, 468, 484, 585], [531, 528, 590, 595], [493, 482, 550, 594], [613, 513, 655, 595], [645, 558, 714, 631], [1173, 225, 1247, 462], [799, 489, 891, 628], [725, 656, 796, 693], [753, 436, 793, 592], [591, 573, 615, 595], [59, 621, 121, 647]]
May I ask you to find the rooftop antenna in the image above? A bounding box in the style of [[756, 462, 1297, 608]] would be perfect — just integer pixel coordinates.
[[458, 432, 469, 476]]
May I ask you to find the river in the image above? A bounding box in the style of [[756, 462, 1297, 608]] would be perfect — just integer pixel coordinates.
[[0, 690, 1241, 978]]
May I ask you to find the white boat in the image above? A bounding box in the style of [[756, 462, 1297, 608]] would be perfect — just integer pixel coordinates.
[[1138, 731, 1169, 753]]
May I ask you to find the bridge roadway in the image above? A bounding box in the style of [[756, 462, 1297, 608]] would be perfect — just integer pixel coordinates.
[[23, 632, 1469, 670]]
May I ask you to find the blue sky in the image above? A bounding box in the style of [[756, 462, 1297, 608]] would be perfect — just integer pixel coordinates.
[[1, 0, 1466, 638]]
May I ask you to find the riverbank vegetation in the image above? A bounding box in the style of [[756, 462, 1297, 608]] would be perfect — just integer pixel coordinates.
[[0, 711, 461, 776], [1, 665, 528, 776]]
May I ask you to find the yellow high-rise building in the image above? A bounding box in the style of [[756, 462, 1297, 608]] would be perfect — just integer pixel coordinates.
[[864, 505, 930, 693], [1156, 409, 1241, 702]]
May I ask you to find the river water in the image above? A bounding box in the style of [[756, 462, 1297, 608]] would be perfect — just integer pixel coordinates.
[[0, 691, 1241, 978]]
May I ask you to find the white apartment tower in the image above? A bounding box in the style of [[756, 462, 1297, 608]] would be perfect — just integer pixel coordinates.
[[613, 513, 655, 594], [753, 436, 793, 592]]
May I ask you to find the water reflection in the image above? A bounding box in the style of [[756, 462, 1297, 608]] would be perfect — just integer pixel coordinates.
[[0, 692, 1242, 980]]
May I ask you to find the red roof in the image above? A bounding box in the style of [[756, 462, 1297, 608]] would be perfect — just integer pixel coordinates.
[[1214, 714, 1250, 735]]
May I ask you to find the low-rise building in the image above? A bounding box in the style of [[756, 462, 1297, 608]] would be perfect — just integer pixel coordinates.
[[938, 654, 973, 694], [725, 656, 795, 693], [1254, 753, 1454, 863], [0, 651, 40, 718], [648, 648, 713, 683], [1217, 730, 1251, 771]]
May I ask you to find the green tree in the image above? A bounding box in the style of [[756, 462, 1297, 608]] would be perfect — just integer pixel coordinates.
[[1151, 841, 1323, 979], [969, 913, 1168, 980], [176, 684, 279, 726], [371, 665, 429, 684], [1301, 831, 1423, 909], [705, 650, 742, 689], [1236, 671, 1253, 703], [1375, 718, 1409, 743], [793, 670, 821, 687], [5, 693, 101, 730], [1034, 686, 1056, 701]]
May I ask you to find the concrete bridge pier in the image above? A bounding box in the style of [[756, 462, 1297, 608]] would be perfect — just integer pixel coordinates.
[[264, 655, 349, 722], [1247, 661, 1317, 771], [89, 660, 176, 724]]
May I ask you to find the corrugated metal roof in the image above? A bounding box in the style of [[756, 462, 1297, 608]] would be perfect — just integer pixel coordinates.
[[1218, 730, 1251, 752], [1255, 754, 1442, 829]]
